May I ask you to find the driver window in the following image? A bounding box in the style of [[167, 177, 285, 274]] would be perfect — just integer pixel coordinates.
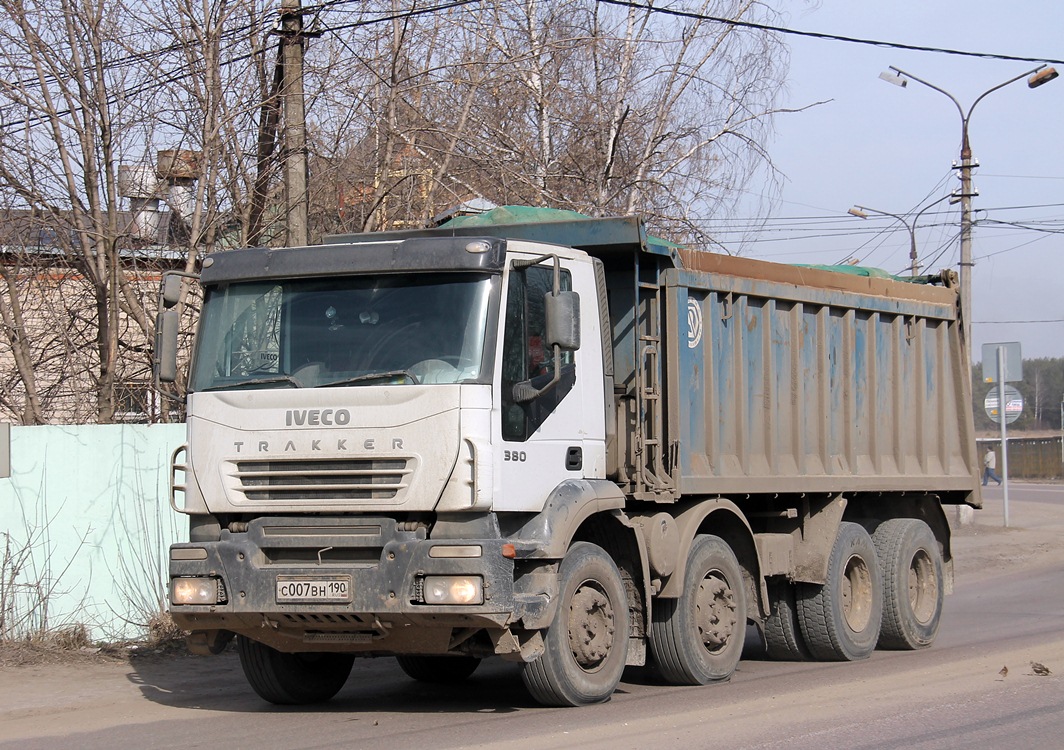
[[501, 264, 575, 441]]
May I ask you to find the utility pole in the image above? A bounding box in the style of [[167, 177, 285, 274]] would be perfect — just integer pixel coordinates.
[[279, 0, 308, 247], [878, 65, 1057, 362], [956, 123, 976, 361]]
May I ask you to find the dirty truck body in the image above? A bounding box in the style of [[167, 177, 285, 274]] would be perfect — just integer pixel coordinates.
[[162, 215, 981, 707]]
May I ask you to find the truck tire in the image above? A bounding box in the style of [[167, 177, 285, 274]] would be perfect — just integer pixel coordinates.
[[650, 535, 747, 684], [762, 580, 811, 661], [871, 518, 943, 650], [520, 542, 629, 706], [797, 522, 882, 661], [395, 655, 481, 683], [237, 636, 354, 705]]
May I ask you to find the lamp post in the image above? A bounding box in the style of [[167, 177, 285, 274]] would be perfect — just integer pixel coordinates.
[[879, 64, 1058, 355], [848, 194, 953, 276]]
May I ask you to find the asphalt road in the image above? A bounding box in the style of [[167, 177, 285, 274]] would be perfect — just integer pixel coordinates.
[[1, 483, 1062, 750]]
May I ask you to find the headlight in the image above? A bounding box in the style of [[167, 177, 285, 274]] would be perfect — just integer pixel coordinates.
[[422, 576, 483, 605], [171, 577, 225, 605]]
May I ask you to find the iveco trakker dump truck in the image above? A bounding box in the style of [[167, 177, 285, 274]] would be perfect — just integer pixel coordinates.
[[156, 208, 981, 707]]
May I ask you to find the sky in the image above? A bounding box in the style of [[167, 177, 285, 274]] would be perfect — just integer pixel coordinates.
[[728, 1, 1064, 365]]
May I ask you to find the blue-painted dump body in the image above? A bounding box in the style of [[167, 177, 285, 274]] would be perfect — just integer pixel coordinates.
[[668, 252, 980, 506]]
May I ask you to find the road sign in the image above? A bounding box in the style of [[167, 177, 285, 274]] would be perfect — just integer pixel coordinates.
[[984, 385, 1023, 424], [982, 342, 1022, 383]]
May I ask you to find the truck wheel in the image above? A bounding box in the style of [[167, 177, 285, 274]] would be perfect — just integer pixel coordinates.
[[797, 522, 882, 661], [395, 655, 481, 683], [650, 535, 746, 684], [521, 542, 629, 706], [871, 518, 943, 650], [762, 580, 811, 661], [237, 636, 354, 705]]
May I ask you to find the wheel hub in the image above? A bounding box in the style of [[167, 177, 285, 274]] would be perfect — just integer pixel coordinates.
[[569, 583, 616, 669], [908, 549, 938, 623], [695, 573, 737, 652], [841, 553, 873, 632]]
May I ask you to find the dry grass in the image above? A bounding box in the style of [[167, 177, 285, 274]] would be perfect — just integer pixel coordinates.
[[146, 612, 186, 647], [0, 626, 115, 668], [0, 615, 190, 669]]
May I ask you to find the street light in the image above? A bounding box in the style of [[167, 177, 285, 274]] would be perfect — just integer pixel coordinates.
[[879, 64, 1058, 355], [847, 194, 953, 276]]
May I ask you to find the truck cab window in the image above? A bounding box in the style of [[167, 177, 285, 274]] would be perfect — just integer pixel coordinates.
[[501, 264, 575, 441], [189, 275, 493, 391]]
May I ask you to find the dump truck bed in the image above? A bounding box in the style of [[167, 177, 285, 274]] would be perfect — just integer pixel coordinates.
[[667, 252, 980, 507]]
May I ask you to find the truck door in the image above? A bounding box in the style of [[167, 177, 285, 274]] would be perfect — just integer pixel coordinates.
[[493, 257, 603, 512]]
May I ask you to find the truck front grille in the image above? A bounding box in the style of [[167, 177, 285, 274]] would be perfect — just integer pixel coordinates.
[[235, 458, 410, 501]]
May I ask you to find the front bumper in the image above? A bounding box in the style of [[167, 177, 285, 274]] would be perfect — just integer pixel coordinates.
[[169, 515, 520, 653]]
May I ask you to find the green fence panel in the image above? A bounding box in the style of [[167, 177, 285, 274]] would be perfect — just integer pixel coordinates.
[[0, 424, 185, 641]]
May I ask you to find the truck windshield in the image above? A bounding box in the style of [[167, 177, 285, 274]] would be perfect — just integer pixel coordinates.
[[188, 273, 495, 391]]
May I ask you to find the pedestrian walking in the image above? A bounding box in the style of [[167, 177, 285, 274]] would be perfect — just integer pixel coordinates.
[[983, 447, 1002, 486]]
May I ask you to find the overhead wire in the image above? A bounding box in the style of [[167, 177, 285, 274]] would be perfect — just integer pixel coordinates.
[[315, 0, 484, 34], [976, 232, 1053, 259], [568, 5, 1064, 269], [1, 0, 1061, 274], [0, 0, 486, 132], [4, 0, 1063, 134], [595, 0, 1064, 65], [706, 203, 1063, 237]]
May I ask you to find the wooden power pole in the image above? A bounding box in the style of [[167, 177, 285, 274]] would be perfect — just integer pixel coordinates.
[[279, 0, 308, 246]]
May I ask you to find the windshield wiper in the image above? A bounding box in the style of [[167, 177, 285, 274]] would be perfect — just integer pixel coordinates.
[[201, 374, 305, 391], [319, 370, 421, 387]]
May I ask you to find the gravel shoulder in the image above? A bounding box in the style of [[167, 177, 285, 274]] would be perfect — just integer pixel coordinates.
[[950, 483, 1064, 579]]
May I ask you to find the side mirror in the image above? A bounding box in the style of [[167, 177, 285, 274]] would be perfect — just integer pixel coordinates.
[[155, 309, 179, 383], [545, 290, 580, 351], [513, 291, 580, 404]]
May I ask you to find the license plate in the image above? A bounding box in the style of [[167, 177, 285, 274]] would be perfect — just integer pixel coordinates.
[[276, 576, 352, 603]]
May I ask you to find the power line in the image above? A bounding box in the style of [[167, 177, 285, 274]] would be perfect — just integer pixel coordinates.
[[914, 231, 961, 272], [707, 215, 1063, 238], [979, 202, 1064, 212], [980, 174, 1064, 181], [6, 0, 1063, 153], [694, 203, 1064, 228], [980, 219, 1064, 234], [317, 0, 483, 34], [976, 232, 1053, 260], [0, 0, 484, 132], [596, 0, 1064, 65]]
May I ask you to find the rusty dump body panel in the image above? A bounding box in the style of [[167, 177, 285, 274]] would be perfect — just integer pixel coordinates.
[[670, 251, 981, 507]]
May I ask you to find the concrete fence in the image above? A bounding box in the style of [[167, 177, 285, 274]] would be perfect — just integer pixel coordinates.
[[0, 424, 185, 642]]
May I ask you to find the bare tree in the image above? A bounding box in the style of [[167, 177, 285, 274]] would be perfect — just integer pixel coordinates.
[[0, 254, 47, 424], [0, 0, 792, 421], [0, 0, 161, 422], [0, 0, 270, 423], [301, 0, 788, 242]]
